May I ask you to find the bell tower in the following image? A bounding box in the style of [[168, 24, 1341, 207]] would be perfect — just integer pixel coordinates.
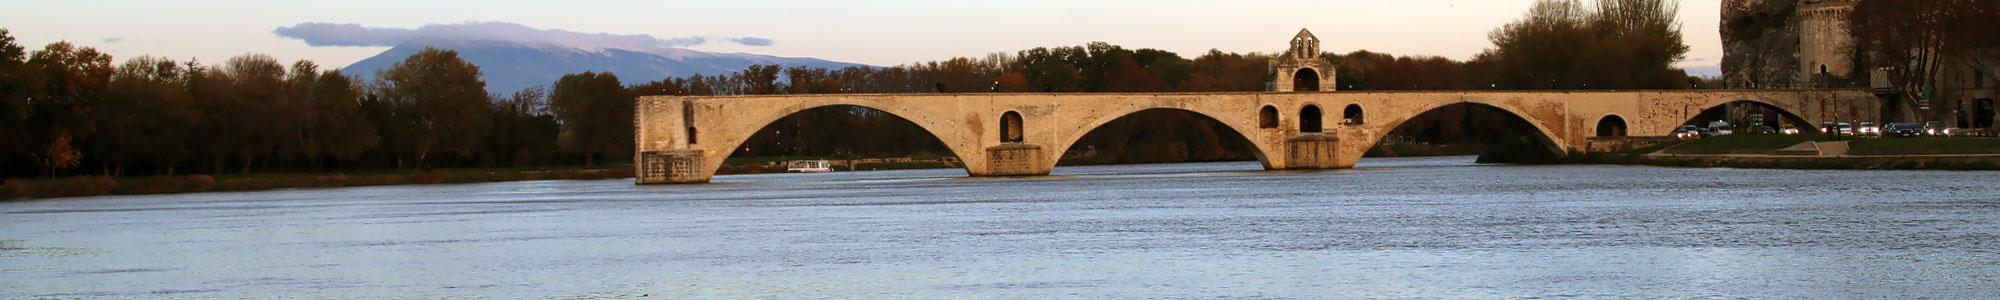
[[1270, 28, 1336, 92]]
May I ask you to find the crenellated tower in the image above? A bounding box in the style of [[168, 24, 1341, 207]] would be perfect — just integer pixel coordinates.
[[1797, 0, 1857, 85]]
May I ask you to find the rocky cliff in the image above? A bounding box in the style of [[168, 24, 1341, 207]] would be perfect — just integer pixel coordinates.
[[1721, 0, 1801, 88]]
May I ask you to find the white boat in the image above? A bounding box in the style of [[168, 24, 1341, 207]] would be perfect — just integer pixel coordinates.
[[785, 160, 833, 173]]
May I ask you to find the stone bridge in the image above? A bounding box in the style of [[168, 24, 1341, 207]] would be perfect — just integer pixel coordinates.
[[634, 89, 1880, 184]]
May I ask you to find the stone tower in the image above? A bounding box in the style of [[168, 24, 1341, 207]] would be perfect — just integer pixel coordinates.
[[1269, 28, 1336, 92], [1797, 0, 1857, 84]]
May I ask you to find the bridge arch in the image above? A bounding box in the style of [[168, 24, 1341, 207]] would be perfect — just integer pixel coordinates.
[[1596, 114, 1628, 137], [1051, 107, 1274, 171], [1681, 99, 1818, 134], [699, 98, 982, 179], [1362, 98, 1568, 162]]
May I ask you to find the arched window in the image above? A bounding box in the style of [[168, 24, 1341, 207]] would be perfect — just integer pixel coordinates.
[[1300, 105, 1323, 133], [1259, 105, 1279, 128], [1342, 104, 1364, 125], [1294, 68, 1320, 92], [1596, 115, 1628, 137], [1001, 111, 1024, 143]]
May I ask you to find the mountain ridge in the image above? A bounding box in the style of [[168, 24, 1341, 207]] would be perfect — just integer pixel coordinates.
[[340, 38, 869, 95]]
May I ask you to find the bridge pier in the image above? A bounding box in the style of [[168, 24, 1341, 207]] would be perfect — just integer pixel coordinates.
[[1283, 133, 1344, 169], [978, 144, 1051, 176], [637, 149, 709, 184]]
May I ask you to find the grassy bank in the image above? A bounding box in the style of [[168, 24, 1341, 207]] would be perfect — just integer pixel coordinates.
[[1582, 134, 2000, 171], [1565, 140, 1689, 164], [717, 156, 959, 174], [3, 165, 633, 200], [1632, 156, 2000, 170], [1663, 134, 1826, 154], [1850, 137, 2000, 155]]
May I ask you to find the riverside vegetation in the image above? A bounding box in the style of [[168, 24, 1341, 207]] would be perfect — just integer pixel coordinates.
[[1568, 134, 2000, 170]]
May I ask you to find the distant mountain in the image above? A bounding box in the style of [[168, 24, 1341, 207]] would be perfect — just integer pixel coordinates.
[[1683, 66, 1722, 78], [341, 37, 869, 95]]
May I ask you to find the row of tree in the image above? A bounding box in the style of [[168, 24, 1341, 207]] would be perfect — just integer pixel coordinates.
[[1, 28, 643, 178]]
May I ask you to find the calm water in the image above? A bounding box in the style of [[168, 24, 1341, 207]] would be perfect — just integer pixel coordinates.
[[4, 156, 1999, 299]]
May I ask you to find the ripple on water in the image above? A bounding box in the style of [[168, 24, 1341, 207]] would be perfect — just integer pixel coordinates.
[[3, 158, 1999, 298]]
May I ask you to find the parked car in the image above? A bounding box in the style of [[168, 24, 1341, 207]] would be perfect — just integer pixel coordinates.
[[1779, 124, 1801, 135], [1758, 126, 1776, 134], [1884, 123, 1925, 137], [1710, 125, 1737, 136], [1837, 123, 1854, 136], [1673, 125, 1703, 139], [1925, 121, 1946, 136], [1858, 122, 1880, 137]]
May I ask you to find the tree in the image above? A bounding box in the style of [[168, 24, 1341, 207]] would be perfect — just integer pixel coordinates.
[[93, 56, 198, 176], [1483, 0, 1690, 90], [294, 70, 377, 170], [25, 41, 113, 177], [220, 54, 287, 173], [735, 64, 782, 95], [377, 47, 492, 168], [548, 71, 633, 167], [1178, 49, 1268, 92], [491, 86, 551, 166], [0, 28, 36, 177], [1852, 0, 2000, 116]]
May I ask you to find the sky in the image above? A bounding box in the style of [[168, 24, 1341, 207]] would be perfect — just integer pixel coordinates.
[[2, 0, 1725, 74]]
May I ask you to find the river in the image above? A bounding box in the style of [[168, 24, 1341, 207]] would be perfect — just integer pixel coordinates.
[[4, 156, 1998, 298]]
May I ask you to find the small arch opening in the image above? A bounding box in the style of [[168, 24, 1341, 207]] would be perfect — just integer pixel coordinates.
[[1342, 104, 1365, 125], [1300, 105, 1323, 133], [1596, 115, 1628, 137], [1259, 105, 1280, 128], [1001, 111, 1025, 143], [1294, 68, 1321, 92]]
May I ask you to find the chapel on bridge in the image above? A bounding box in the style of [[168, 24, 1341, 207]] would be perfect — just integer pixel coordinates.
[[1269, 28, 1337, 92]]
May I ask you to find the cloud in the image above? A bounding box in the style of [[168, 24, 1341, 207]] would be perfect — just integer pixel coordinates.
[[729, 37, 775, 46], [273, 22, 416, 47], [102, 37, 123, 43], [273, 21, 774, 50]]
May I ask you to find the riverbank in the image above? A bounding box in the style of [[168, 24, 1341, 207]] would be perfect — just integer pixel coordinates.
[[716, 156, 960, 174], [2, 166, 634, 200], [1574, 134, 2000, 171]]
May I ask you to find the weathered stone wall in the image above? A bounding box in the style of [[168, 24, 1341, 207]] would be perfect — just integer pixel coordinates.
[[1797, 0, 1856, 81]]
